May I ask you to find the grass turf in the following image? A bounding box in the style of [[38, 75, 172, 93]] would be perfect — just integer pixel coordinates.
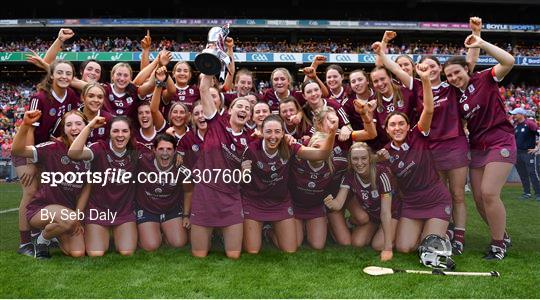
[[0, 183, 539, 298]]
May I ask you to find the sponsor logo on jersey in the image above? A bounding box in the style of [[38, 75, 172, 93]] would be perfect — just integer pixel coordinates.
[[192, 144, 199, 152], [287, 207, 294, 216], [61, 155, 70, 165], [257, 161, 264, 169], [155, 187, 162, 194], [308, 181, 316, 189], [398, 161, 405, 168], [500, 148, 510, 158], [49, 108, 57, 116], [371, 190, 379, 198]]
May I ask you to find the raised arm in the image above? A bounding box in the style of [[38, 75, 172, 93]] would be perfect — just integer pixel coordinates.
[[375, 31, 397, 68], [466, 17, 482, 72], [351, 100, 377, 141], [372, 41, 412, 89], [68, 117, 106, 161], [415, 63, 434, 133], [140, 30, 152, 71], [302, 67, 329, 98], [12, 110, 42, 158], [221, 37, 235, 92], [297, 116, 337, 161], [44, 28, 75, 64], [464, 34, 515, 81], [199, 74, 217, 117], [149, 66, 167, 129]]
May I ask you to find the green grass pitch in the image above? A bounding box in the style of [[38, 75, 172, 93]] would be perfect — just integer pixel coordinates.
[[1, 183, 539, 298]]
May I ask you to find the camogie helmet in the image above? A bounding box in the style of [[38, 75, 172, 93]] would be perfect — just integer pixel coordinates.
[[418, 234, 455, 270]]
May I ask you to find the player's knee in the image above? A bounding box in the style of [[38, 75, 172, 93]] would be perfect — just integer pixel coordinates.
[[309, 240, 325, 250], [118, 249, 135, 256], [395, 241, 415, 253], [481, 189, 499, 203], [280, 244, 297, 253], [69, 250, 85, 258], [87, 250, 105, 257], [192, 250, 208, 258], [226, 250, 241, 259], [141, 242, 160, 252], [351, 237, 367, 248]]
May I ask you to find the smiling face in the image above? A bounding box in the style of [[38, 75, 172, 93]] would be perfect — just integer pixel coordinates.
[[349, 71, 369, 96], [370, 69, 392, 97], [444, 64, 470, 90], [170, 104, 188, 128], [350, 148, 370, 177], [63, 113, 85, 143], [174, 62, 191, 87], [236, 73, 253, 96], [326, 69, 343, 91], [422, 58, 442, 84], [386, 114, 410, 145], [137, 104, 153, 129], [52, 63, 74, 90], [112, 66, 131, 90], [110, 120, 131, 152], [228, 99, 251, 128], [154, 140, 175, 169], [303, 82, 322, 107], [252, 103, 271, 127], [279, 101, 298, 126], [272, 70, 290, 95], [262, 120, 284, 152], [209, 87, 222, 111], [82, 61, 102, 83], [396, 56, 414, 77], [192, 104, 207, 131], [83, 86, 105, 114]]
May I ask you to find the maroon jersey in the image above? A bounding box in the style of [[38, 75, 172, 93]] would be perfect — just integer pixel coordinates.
[[167, 84, 200, 113], [82, 109, 114, 145], [29, 141, 91, 210], [457, 68, 514, 150], [29, 88, 81, 145], [195, 112, 252, 194], [328, 85, 353, 106], [101, 83, 140, 117], [262, 89, 306, 114], [384, 126, 445, 207], [289, 159, 334, 209], [177, 129, 205, 170], [87, 140, 147, 224], [340, 165, 395, 222], [135, 151, 187, 214], [133, 122, 167, 149], [241, 139, 302, 201], [416, 81, 465, 141]]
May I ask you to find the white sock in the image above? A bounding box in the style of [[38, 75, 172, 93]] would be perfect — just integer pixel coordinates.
[[37, 233, 51, 246]]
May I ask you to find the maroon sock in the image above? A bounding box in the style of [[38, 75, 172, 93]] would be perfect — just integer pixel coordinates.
[[20, 231, 31, 245], [454, 228, 465, 244], [491, 239, 505, 249]]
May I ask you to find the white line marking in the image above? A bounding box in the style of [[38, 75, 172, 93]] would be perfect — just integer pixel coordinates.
[[0, 208, 18, 214]]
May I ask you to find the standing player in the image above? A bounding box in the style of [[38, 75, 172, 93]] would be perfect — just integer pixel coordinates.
[[279, 97, 312, 141], [380, 62, 452, 253], [241, 114, 337, 253], [78, 83, 114, 145], [262, 68, 305, 114], [14, 59, 81, 256], [250, 102, 271, 137], [443, 34, 516, 260], [325, 142, 397, 261], [177, 101, 206, 170], [189, 75, 253, 259], [223, 68, 260, 107], [12, 110, 89, 259], [162, 61, 200, 113], [136, 134, 193, 251], [68, 116, 143, 256]]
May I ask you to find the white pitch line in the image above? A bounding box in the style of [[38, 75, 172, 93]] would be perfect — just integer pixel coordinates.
[[0, 208, 19, 214]]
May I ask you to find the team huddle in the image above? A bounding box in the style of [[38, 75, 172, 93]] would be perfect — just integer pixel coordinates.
[[11, 17, 516, 267]]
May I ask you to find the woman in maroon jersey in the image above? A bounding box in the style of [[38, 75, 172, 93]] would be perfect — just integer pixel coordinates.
[[380, 62, 452, 253], [12, 110, 90, 259], [324, 64, 352, 106], [241, 114, 337, 253], [250, 102, 271, 137], [189, 75, 253, 259], [78, 83, 114, 145], [162, 61, 200, 113], [325, 142, 397, 261], [344, 70, 377, 140], [136, 133, 192, 252], [262, 68, 305, 114], [177, 101, 206, 170], [279, 97, 312, 142], [13, 59, 81, 257], [69, 115, 143, 256], [443, 34, 516, 260]]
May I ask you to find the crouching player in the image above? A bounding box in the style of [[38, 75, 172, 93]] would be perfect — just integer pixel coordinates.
[[136, 133, 193, 251], [12, 110, 90, 259], [325, 142, 398, 261]]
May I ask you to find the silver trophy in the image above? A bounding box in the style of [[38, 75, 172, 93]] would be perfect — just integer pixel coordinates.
[[194, 24, 231, 80]]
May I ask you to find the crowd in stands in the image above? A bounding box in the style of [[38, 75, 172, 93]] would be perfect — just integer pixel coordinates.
[[0, 80, 538, 159], [1, 37, 539, 56]]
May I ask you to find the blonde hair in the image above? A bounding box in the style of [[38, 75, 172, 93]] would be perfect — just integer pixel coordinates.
[[110, 62, 133, 81], [271, 67, 293, 91], [348, 142, 377, 188], [308, 131, 334, 174]]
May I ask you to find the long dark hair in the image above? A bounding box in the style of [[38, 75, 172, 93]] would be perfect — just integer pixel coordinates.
[[109, 115, 138, 160], [443, 56, 470, 75], [370, 66, 404, 111], [261, 114, 291, 161]]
